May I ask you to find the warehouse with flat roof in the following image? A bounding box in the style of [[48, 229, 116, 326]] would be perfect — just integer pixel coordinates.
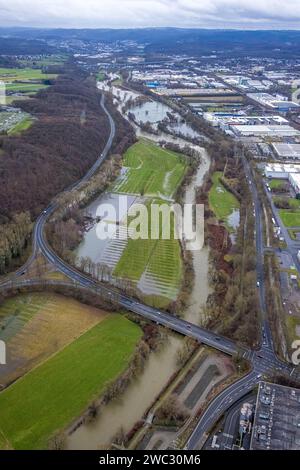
[[265, 162, 300, 178], [250, 382, 300, 450], [233, 124, 300, 138]]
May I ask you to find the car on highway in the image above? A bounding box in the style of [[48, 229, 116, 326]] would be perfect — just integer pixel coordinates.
[[256, 281, 260, 287]]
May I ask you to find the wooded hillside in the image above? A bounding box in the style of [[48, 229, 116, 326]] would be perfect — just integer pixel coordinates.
[[0, 67, 134, 274]]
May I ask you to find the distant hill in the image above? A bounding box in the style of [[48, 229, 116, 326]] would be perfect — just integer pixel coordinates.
[[0, 27, 300, 58], [0, 36, 57, 55]]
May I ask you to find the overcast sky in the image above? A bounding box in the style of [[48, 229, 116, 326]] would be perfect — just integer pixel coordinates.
[[0, 0, 300, 29]]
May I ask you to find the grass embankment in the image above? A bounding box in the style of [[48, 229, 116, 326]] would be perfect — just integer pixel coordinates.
[[285, 315, 300, 344], [0, 314, 141, 450], [209, 171, 240, 232], [279, 210, 300, 227], [114, 140, 186, 198]]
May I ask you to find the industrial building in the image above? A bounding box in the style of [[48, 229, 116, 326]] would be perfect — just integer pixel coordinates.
[[203, 113, 288, 130], [232, 124, 300, 138], [265, 162, 300, 179], [250, 382, 300, 450], [247, 92, 300, 111], [273, 143, 300, 160]]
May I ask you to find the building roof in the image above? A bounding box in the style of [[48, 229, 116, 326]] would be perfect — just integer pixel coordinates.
[[234, 125, 300, 136], [273, 143, 300, 158], [265, 162, 300, 174], [251, 381, 300, 450]]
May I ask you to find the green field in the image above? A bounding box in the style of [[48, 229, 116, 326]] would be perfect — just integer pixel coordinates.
[[0, 67, 57, 82], [114, 140, 187, 198], [0, 294, 44, 343], [18, 55, 67, 67], [0, 67, 56, 98], [287, 198, 300, 209], [3, 94, 33, 105], [0, 110, 33, 135], [279, 210, 300, 227], [114, 201, 182, 306], [0, 315, 141, 450], [285, 314, 300, 345], [5, 83, 49, 93], [97, 71, 105, 81], [112, 140, 186, 305], [0, 112, 14, 126], [111, 77, 123, 86], [268, 178, 287, 190], [209, 172, 240, 231]]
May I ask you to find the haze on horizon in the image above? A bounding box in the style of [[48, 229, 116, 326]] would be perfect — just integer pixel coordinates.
[[0, 0, 300, 30]]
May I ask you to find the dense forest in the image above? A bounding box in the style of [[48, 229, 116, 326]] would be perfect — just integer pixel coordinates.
[[0, 66, 133, 274]]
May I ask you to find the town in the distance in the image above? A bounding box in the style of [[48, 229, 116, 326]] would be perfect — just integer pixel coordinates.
[[0, 26, 300, 454]]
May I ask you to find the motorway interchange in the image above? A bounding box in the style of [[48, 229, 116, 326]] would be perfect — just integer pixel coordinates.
[[0, 92, 299, 450]]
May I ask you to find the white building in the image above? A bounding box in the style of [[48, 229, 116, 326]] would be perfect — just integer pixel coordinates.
[[233, 124, 300, 138], [247, 92, 300, 111], [272, 143, 300, 160], [265, 163, 300, 179], [289, 173, 300, 193]]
